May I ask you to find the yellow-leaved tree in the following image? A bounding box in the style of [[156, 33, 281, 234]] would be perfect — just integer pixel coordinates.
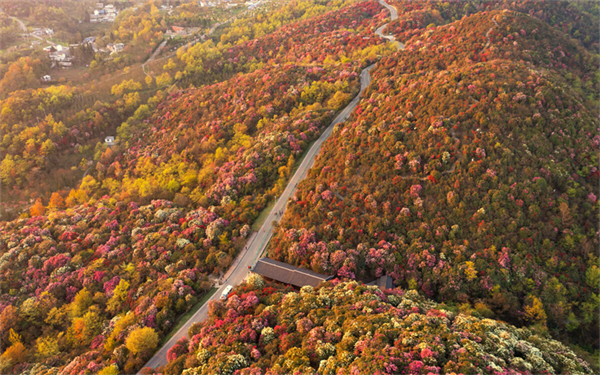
[[98, 365, 120, 375], [524, 295, 548, 324], [70, 288, 93, 318], [0, 329, 27, 372], [107, 279, 130, 313], [125, 326, 159, 356], [36, 335, 60, 359], [586, 265, 599, 289]]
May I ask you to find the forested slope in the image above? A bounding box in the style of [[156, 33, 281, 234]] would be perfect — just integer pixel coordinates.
[[384, 0, 600, 54], [268, 8, 600, 351], [166, 277, 594, 375], [0, 0, 598, 374], [0, 2, 393, 374]]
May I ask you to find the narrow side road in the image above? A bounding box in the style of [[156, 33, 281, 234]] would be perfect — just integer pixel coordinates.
[[375, 0, 404, 50], [142, 39, 168, 77]]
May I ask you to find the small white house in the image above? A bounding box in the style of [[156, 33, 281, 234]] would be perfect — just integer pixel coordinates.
[[107, 43, 124, 53], [105, 136, 115, 146], [41, 75, 51, 82]]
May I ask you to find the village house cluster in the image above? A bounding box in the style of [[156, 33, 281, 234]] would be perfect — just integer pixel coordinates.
[[31, 28, 54, 37], [198, 0, 262, 9], [89, 3, 118, 23], [43, 44, 74, 69]]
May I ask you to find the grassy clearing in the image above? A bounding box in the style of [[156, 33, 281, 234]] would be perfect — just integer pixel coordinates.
[[251, 200, 276, 232], [161, 287, 217, 344], [291, 139, 317, 176], [51, 66, 88, 82]]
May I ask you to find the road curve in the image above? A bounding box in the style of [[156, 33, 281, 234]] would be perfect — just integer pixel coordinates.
[[139, 1, 397, 371], [375, 0, 404, 50], [3, 10, 28, 32]]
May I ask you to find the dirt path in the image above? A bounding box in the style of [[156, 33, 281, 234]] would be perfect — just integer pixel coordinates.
[[479, 18, 498, 55]]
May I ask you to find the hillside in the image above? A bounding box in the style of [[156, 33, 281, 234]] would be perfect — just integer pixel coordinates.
[[0, 0, 380, 220], [0, 0, 598, 373], [164, 277, 594, 375], [384, 0, 600, 54], [0, 2, 393, 374], [267, 8, 599, 350]]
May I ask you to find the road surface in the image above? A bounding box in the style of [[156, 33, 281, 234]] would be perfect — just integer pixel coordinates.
[[139, 1, 397, 371], [140, 62, 376, 372], [0, 7, 28, 33], [375, 0, 404, 50], [142, 39, 168, 77]]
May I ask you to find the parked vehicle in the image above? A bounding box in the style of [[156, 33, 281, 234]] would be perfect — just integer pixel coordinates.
[[220, 285, 233, 301]]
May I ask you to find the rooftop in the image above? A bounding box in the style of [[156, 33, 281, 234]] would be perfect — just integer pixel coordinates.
[[252, 258, 333, 288], [366, 275, 394, 290]]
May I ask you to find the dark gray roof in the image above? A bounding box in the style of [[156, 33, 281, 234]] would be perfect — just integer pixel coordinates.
[[252, 258, 333, 288], [366, 275, 394, 290]]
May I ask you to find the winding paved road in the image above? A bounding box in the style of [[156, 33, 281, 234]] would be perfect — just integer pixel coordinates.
[[375, 0, 403, 50], [0, 7, 28, 33], [140, 1, 400, 371]]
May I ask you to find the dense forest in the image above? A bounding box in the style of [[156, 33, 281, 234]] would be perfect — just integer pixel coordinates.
[[0, 0, 598, 373], [0, 1, 392, 373], [0, 0, 388, 219], [382, 0, 600, 54], [163, 276, 594, 375], [268, 5, 599, 353]]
